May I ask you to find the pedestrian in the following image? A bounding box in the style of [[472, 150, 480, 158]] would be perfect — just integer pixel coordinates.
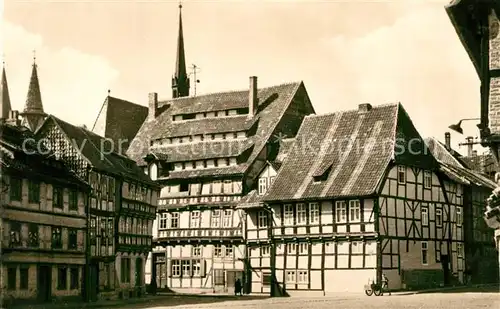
[[381, 274, 391, 295], [235, 278, 242, 296]]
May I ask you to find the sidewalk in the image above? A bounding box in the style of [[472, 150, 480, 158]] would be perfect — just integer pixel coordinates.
[[392, 283, 500, 296]]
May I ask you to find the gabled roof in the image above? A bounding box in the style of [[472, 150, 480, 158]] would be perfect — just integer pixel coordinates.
[[264, 103, 438, 202], [128, 81, 308, 180], [425, 136, 496, 189], [92, 95, 148, 153], [38, 115, 157, 186], [0, 123, 88, 188]]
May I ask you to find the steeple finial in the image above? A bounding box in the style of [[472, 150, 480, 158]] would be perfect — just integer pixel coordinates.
[[1, 60, 12, 119], [33, 49, 36, 64], [172, 1, 190, 98]]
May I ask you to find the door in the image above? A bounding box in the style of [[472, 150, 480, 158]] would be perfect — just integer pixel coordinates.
[[89, 263, 99, 301], [441, 254, 450, 286], [226, 270, 244, 295], [135, 258, 143, 287], [37, 265, 52, 302], [155, 263, 166, 289]]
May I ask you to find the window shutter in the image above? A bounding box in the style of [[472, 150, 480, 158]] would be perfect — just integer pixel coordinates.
[[167, 259, 172, 277], [200, 259, 206, 277], [190, 260, 194, 277]]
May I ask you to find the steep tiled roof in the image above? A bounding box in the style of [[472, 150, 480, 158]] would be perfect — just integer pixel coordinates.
[[155, 115, 253, 139], [41, 115, 156, 186], [0, 123, 88, 188], [23, 64, 45, 114], [264, 103, 437, 201], [92, 96, 148, 153], [128, 82, 304, 180], [1, 66, 12, 119], [424, 137, 463, 168]]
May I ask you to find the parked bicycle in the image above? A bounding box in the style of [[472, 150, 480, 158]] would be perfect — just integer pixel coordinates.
[[364, 278, 384, 296]]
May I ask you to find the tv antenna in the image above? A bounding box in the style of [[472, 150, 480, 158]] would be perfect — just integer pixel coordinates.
[[189, 64, 201, 96]]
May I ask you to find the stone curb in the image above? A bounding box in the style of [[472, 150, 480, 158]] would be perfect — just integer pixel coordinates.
[[392, 284, 500, 296]]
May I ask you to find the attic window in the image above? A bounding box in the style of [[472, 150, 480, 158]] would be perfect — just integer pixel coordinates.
[[313, 164, 332, 183]]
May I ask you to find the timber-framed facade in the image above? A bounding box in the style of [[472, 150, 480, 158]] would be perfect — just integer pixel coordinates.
[[35, 115, 159, 301]]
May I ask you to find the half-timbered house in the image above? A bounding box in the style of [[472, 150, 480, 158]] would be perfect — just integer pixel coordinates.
[[425, 136, 499, 284], [0, 118, 90, 306], [243, 102, 471, 295], [34, 115, 159, 301]]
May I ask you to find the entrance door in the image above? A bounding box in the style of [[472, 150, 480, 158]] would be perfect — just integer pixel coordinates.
[[441, 254, 450, 286], [226, 270, 244, 295], [37, 265, 52, 302], [89, 263, 99, 301]]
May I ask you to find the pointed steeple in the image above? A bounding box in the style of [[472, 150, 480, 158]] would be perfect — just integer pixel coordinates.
[[1, 62, 12, 119], [21, 53, 47, 132], [172, 3, 190, 98]]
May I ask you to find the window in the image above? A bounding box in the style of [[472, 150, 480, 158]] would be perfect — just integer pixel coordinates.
[[70, 267, 79, 289], [69, 190, 78, 210], [28, 180, 40, 203], [192, 245, 202, 257], [335, 201, 347, 223], [261, 246, 270, 256], [457, 243, 463, 258], [258, 210, 268, 228], [349, 200, 361, 222], [190, 211, 201, 228], [214, 269, 225, 285], [284, 204, 294, 225], [309, 203, 319, 224], [170, 213, 179, 228], [351, 241, 363, 254], [421, 207, 429, 226], [298, 243, 308, 255], [57, 267, 67, 290], [269, 176, 276, 185], [421, 241, 428, 265], [456, 207, 463, 226], [179, 183, 189, 192], [7, 267, 16, 290], [214, 244, 223, 257], [287, 243, 296, 255], [211, 210, 221, 227], [9, 221, 21, 247], [262, 272, 273, 286], [159, 213, 168, 229], [225, 245, 233, 258], [28, 224, 39, 248], [258, 178, 267, 195], [181, 260, 190, 277], [20, 267, 29, 289], [222, 209, 232, 227], [53, 186, 63, 208], [286, 271, 296, 283], [171, 260, 181, 277], [223, 180, 232, 193], [68, 229, 78, 249], [52, 227, 63, 249], [9, 177, 22, 201], [297, 270, 308, 284], [192, 260, 201, 276], [121, 258, 131, 283], [436, 209, 443, 227], [397, 166, 406, 184], [424, 171, 432, 188], [296, 203, 306, 224]]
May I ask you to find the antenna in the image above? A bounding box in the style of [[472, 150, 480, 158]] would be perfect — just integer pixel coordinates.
[[189, 64, 201, 96]]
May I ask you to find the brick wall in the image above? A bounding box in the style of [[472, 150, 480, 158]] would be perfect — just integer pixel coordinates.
[[489, 10, 500, 134]]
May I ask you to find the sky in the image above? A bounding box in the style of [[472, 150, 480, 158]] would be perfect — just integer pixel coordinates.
[[1, 0, 485, 155]]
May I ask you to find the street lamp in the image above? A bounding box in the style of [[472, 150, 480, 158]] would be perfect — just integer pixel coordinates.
[[448, 118, 481, 134]]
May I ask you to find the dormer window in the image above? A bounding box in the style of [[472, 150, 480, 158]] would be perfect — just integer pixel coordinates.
[[258, 178, 268, 195]]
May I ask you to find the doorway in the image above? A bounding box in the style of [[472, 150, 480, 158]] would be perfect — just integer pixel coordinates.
[[226, 270, 244, 295], [441, 254, 450, 286], [37, 265, 52, 302]]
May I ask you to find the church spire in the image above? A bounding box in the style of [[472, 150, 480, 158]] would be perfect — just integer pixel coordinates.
[[172, 2, 190, 98], [1, 60, 12, 120], [21, 52, 47, 131]]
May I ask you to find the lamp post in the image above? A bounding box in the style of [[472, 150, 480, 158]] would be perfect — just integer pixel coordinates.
[[448, 118, 481, 135]]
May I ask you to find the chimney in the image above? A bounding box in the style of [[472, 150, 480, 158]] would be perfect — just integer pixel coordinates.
[[6, 110, 20, 126], [148, 92, 158, 121], [444, 132, 451, 150], [466, 136, 474, 157], [248, 76, 258, 116], [358, 103, 372, 113]]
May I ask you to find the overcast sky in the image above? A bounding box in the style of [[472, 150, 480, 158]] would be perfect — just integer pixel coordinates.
[[1, 0, 484, 155]]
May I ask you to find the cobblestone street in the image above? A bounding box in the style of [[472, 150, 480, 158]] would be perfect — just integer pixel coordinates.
[[131, 292, 500, 309]]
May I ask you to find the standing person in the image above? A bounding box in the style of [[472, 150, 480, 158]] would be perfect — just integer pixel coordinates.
[[381, 274, 391, 295], [235, 278, 242, 296]]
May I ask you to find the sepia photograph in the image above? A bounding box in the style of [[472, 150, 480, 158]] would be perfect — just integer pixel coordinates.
[[0, 0, 499, 308]]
